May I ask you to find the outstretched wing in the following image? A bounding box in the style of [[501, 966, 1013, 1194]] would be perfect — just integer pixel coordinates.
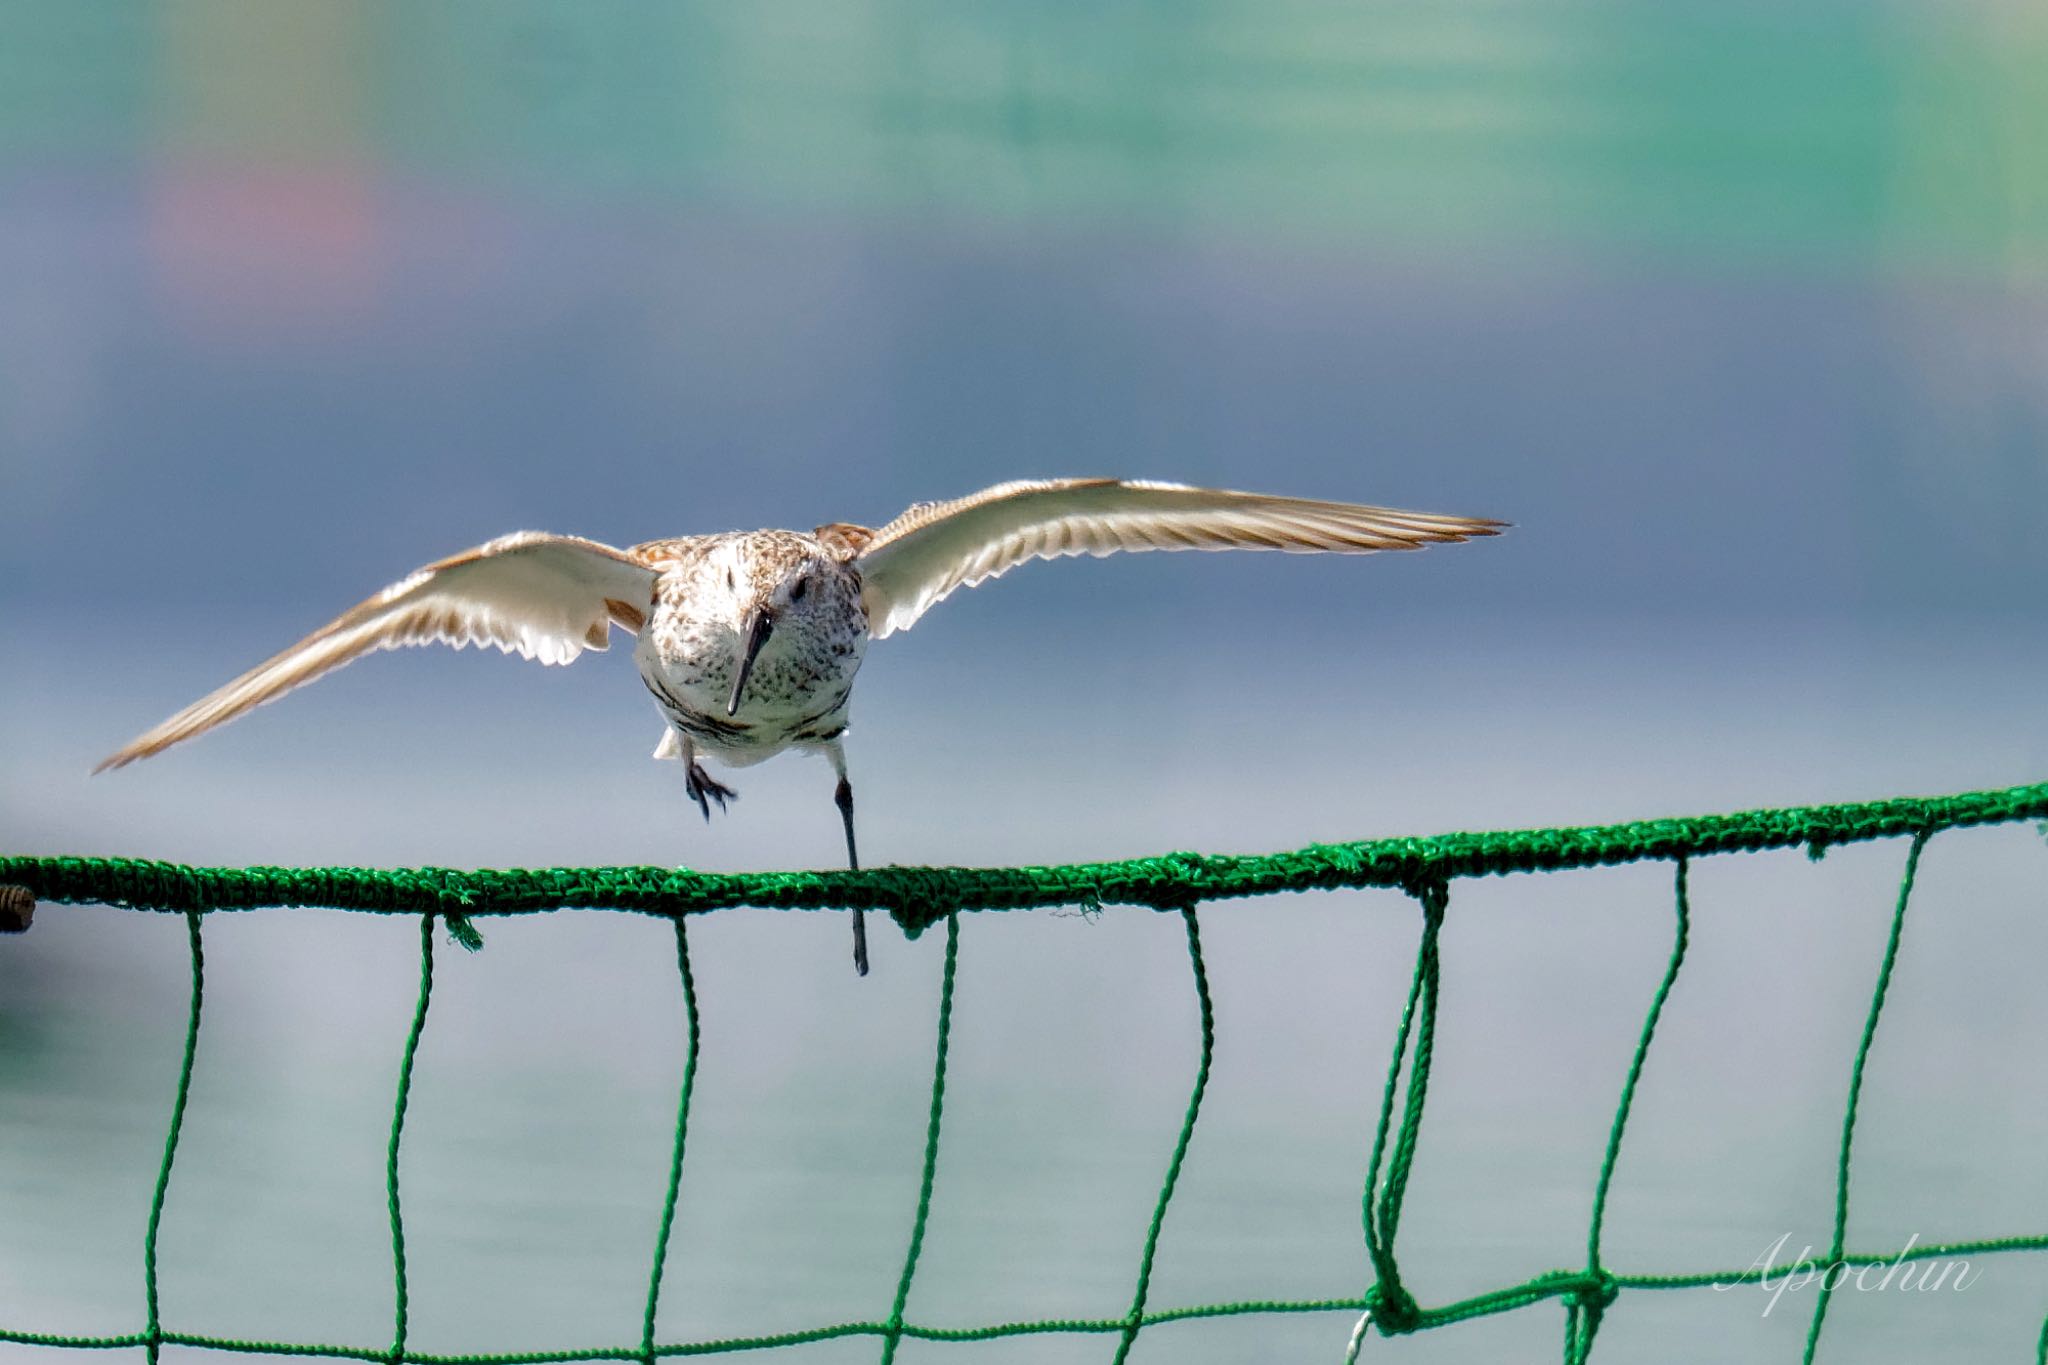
[[96, 532, 658, 771], [855, 478, 1504, 638]]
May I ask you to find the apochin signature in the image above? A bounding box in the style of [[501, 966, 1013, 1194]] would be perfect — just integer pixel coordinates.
[[1716, 1233, 1980, 1316]]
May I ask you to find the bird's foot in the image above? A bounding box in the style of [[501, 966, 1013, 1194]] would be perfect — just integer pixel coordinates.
[[685, 762, 738, 822]]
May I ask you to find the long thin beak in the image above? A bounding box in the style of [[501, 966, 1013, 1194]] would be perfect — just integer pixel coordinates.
[[727, 608, 775, 716]]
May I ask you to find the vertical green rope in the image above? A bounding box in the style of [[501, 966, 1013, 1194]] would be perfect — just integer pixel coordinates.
[[641, 916, 703, 1364], [1377, 884, 1446, 1252], [1566, 858, 1692, 1363], [879, 912, 960, 1365], [142, 911, 204, 1365], [1111, 904, 1216, 1365], [2036, 1309, 2047, 1365], [387, 914, 437, 1365], [1801, 831, 1929, 1364], [1360, 881, 1447, 1334]]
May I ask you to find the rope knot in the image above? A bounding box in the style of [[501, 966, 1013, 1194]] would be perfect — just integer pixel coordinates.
[[881, 866, 954, 938], [1363, 1281, 1422, 1335], [1398, 872, 1450, 915], [1578, 1269, 1619, 1312]]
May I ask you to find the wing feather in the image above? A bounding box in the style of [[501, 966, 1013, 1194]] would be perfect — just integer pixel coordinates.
[[856, 479, 1504, 638], [96, 532, 657, 771]]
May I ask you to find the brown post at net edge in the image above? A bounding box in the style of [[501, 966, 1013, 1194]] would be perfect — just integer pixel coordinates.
[[0, 885, 33, 933]]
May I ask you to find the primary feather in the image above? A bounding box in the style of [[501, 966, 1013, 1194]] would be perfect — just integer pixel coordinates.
[[854, 478, 1503, 638], [96, 532, 656, 771]]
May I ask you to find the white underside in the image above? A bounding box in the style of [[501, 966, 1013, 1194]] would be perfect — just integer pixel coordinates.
[[637, 647, 855, 769], [650, 721, 842, 768]]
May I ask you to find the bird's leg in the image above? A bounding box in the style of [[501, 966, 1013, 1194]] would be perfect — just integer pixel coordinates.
[[826, 739, 866, 976], [677, 736, 738, 822], [837, 778, 865, 975]]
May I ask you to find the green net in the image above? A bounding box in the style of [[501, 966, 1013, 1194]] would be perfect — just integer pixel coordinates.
[[5, 779, 2048, 1363]]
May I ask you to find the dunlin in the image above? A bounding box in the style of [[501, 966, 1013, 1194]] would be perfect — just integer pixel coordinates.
[[99, 479, 1504, 973]]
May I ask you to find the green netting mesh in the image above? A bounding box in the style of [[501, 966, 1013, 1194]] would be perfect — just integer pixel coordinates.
[[5, 780, 2048, 1363]]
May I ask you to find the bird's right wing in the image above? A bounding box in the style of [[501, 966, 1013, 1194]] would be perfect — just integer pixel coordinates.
[[97, 532, 658, 771], [854, 479, 1503, 638]]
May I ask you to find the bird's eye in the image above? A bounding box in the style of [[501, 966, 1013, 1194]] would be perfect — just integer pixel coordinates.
[[725, 568, 736, 590], [791, 578, 809, 603]]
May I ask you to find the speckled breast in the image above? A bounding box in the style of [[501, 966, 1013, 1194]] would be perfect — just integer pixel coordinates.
[[633, 538, 870, 760]]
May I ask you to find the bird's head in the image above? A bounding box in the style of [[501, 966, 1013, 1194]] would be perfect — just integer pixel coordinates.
[[717, 537, 838, 716]]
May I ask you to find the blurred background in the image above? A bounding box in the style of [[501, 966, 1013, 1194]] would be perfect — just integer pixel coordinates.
[[3, 1, 2047, 1361]]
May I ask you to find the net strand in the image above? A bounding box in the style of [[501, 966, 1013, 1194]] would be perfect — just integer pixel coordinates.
[[879, 912, 960, 1364], [1377, 882, 1444, 1254], [1359, 881, 1446, 1336], [1111, 903, 1215, 1365], [1801, 830, 1929, 1364], [640, 916, 702, 1365], [387, 915, 438, 1364], [142, 911, 204, 1365], [1566, 857, 1692, 1362]]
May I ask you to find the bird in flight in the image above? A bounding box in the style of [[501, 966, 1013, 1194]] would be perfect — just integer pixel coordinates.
[[98, 479, 1503, 974]]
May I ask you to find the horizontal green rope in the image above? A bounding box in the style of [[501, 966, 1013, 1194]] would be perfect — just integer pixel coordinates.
[[7, 1228, 2046, 1364], [6, 780, 2042, 936]]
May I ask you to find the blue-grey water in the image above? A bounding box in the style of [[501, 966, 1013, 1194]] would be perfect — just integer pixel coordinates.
[[5, 3, 2048, 1362]]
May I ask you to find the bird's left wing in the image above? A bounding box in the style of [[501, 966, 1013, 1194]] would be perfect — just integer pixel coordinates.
[[96, 532, 657, 771], [854, 479, 1503, 638]]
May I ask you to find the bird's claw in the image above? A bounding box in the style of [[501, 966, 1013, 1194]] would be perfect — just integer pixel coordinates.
[[685, 762, 737, 822]]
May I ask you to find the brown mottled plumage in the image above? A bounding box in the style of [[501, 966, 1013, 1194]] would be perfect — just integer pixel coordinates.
[[97, 479, 1505, 974]]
